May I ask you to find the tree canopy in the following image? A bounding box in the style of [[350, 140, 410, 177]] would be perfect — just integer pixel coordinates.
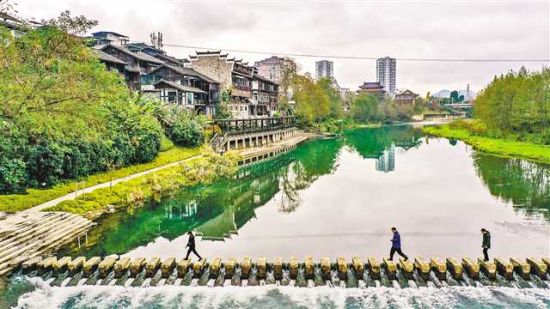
[[0, 13, 164, 193], [474, 67, 550, 144]]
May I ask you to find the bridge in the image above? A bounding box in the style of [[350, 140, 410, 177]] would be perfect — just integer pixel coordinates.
[[12, 255, 550, 288], [444, 103, 473, 110]]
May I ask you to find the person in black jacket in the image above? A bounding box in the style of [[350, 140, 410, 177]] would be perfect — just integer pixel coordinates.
[[481, 228, 491, 261], [184, 231, 202, 260]]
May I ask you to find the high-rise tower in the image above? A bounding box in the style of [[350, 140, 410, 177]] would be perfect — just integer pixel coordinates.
[[376, 57, 396, 95]]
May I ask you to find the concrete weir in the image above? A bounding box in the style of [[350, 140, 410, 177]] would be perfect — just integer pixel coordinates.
[[11, 256, 550, 288]]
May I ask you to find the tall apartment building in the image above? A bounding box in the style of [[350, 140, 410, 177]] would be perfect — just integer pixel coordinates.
[[315, 60, 334, 80], [376, 57, 396, 95], [254, 56, 297, 84]]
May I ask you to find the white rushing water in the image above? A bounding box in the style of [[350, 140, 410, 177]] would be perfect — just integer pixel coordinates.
[[11, 277, 550, 309]]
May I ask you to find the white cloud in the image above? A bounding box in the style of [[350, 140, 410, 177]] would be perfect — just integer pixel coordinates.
[[16, 0, 549, 94]]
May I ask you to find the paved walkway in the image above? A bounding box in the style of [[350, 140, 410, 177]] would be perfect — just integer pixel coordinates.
[[20, 155, 202, 214]]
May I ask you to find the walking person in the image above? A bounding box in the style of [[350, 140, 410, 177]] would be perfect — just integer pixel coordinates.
[[481, 228, 491, 261], [389, 227, 409, 261], [184, 231, 202, 260]]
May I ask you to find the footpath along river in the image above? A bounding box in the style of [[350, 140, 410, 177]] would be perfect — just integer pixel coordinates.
[[2, 125, 549, 308]]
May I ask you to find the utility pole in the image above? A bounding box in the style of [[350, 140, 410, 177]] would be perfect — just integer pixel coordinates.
[[150, 31, 164, 50]]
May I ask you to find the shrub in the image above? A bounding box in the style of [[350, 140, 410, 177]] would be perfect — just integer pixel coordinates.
[[168, 117, 204, 147]]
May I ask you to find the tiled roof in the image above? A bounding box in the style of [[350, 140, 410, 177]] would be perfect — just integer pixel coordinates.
[[101, 44, 163, 65], [253, 74, 279, 85], [94, 49, 126, 65], [92, 31, 129, 38], [150, 64, 218, 84], [359, 82, 384, 89]]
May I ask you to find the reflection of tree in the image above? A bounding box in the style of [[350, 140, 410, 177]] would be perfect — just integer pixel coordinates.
[[344, 126, 423, 160], [473, 152, 550, 219], [277, 162, 301, 212], [63, 127, 432, 257]]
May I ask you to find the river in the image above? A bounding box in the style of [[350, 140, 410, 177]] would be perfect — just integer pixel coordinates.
[[2, 125, 549, 308]]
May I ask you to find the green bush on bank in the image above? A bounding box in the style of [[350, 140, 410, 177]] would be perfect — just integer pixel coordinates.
[[47, 150, 241, 219], [0, 23, 166, 194], [423, 124, 550, 164], [0, 146, 201, 213]]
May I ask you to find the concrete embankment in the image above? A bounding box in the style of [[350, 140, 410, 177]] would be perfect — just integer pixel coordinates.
[[236, 130, 317, 166], [11, 255, 550, 288]]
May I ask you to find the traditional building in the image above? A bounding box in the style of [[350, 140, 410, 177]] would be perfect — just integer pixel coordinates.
[[94, 50, 126, 74], [189, 51, 258, 118], [146, 64, 220, 115], [357, 81, 386, 96], [153, 79, 207, 108], [395, 89, 417, 105], [92, 31, 129, 46], [251, 73, 279, 116], [100, 44, 163, 90], [0, 12, 41, 37]]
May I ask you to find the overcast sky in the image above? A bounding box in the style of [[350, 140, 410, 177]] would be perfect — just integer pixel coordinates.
[[16, 0, 550, 95]]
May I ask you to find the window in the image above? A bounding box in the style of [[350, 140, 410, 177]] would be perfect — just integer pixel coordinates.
[[187, 92, 194, 105]]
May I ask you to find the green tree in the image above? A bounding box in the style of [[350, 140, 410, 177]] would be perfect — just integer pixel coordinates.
[[317, 78, 344, 119], [291, 75, 330, 125], [450, 90, 460, 103], [350, 94, 380, 123], [0, 11, 164, 192], [474, 67, 550, 144]]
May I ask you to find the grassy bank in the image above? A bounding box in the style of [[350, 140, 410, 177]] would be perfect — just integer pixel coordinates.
[[46, 151, 240, 220], [0, 146, 201, 213], [423, 125, 550, 164]]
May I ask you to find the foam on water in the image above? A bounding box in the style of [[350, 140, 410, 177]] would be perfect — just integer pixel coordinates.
[[11, 277, 550, 309]]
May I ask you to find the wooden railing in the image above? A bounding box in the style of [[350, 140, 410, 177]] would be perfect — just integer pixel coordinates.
[[213, 116, 296, 135]]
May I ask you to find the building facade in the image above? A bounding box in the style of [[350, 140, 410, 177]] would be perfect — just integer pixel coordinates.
[[92, 31, 129, 46], [395, 89, 416, 105], [254, 56, 296, 84], [147, 64, 220, 116], [376, 57, 396, 95], [315, 60, 334, 80], [251, 74, 279, 116], [357, 81, 386, 96], [100, 44, 163, 91], [190, 51, 277, 119]]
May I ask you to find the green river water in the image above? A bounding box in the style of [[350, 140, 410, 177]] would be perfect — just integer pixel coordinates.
[[2, 125, 549, 308]]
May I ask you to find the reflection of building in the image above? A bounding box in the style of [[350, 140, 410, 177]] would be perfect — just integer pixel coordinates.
[[376, 144, 395, 173], [376, 56, 396, 95]]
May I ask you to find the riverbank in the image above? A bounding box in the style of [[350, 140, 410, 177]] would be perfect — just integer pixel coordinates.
[[423, 125, 550, 164], [46, 151, 239, 220], [0, 147, 201, 213]]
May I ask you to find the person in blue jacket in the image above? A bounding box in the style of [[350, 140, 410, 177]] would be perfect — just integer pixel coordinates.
[[389, 227, 409, 261]]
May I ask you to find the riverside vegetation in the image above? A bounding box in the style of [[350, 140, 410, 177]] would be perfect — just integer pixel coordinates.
[[424, 68, 550, 164], [46, 149, 240, 220], [0, 12, 208, 212]]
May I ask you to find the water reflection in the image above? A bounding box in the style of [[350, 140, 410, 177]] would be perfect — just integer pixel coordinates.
[[59, 126, 550, 257], [473, 153, 550, 219], [344, 126, 423, 173]]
